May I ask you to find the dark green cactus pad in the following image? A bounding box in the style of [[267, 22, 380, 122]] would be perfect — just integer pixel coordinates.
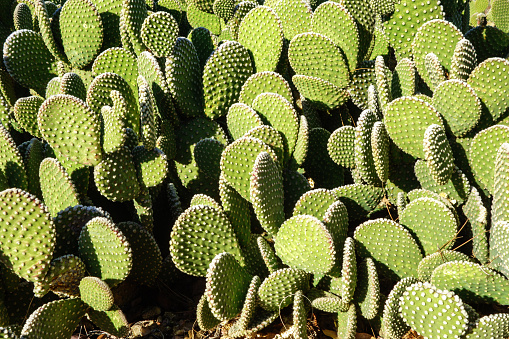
[[33, 254, 86, 298], [291, 115, 308, 168], [381, 277, 419, 339], [133, 189, 153, 232], [418, 250, 475, 282], [275, 215, 336, 274], [205, 252, 253, 321], [292, 188, 336, 219], [39, 158, 80, 217], [59, 73, 87, 101], [465, 313, 509, 339], [227, 275, 261, 337], [383, 0, 444, 60], [323, 200, 349, 270], [203, 41, 254, 119], [292, 75, 349, 111], [425, 52, 447, 91], [463, 187, 489, 265], [213, 0, 235, 22], [20, 298, 88, 339], [140, 11, 178, 58], [38, 94, 102, 166], [102, 91, 127, 153], [117, 221, 162, 286], [78, 216, 133, 286], [46, 77, 61, 98], [227, 103, 263, 140], [327, 126, 356, 168], [467, 58, 509, 122], [194, 138, 224, 181], [223, 1, 257, 40], [219, 175, 251, 249], [337, 302, 356, 339], [272, 0, 312, 40], [13, 96, 44, 138], [399, 282, 469, 339], [493, 143, 509, 226], [197, 294, 221, 331], [166, 37, 204, 118], [186, 3, 222, 35], [250, 152, 284, 236], [138, 78, 157, 150], [52, 152, 90, 199], [354, 257, 380, 320], [156, 119, 176, 160], [33, 0, 67, 62], [0, 325, 21, 338], [239, 71, 292, 106], [238, 6, 283, 72], [0, 123, 28, 190], [311, 1, 359, 71], [339, 0, 374, 60], [0, 188, 55, 283], [465, 25, 509, 64], [257, 236, 283, 273], [469, 125, 509, 193], [355, 109, 381, 186], [3, 29, 58, 90], [60, 0, 103, 68], [120, 0, 147, 56], [354, 218, 422, 280], [86, 306, 129, 337], [14, 3, 33, 31], [93, 147, 141, 202], [242, 126, 284, 168], [391, 58, 416, 98], [289, 32, 350, 89], [450, 38, 477, 82], [491, 220, 509, 278], [422, 124, 455, 185], [90, 0, 123, 49], [132, 146, 167, 188], [384, 96, 444, 159], [431, 260, 509, 304], [349, 62, 376, 111], [87, 72, 139, 135], [169, 204, 244, 277], [92, 48, 138, 99], [220, 136, 279, 201], [137, 52, 169, 112], [79, 276, 114, 311], [332, 184, 383, 222], [25, 139, 44, 199], [258, 268, 310, 311]]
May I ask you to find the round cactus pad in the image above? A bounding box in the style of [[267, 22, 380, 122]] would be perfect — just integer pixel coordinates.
[[327, 126, 356, 168], [292, 75, 349, 111], [257, 268, 310, 311], [79, 276, 114, 311], [417, 250, 475, 282], [227, 103, 263, 140], [140, 11, 178, 58], [381, 277, 419, 339], [239, 71, 293, 106]]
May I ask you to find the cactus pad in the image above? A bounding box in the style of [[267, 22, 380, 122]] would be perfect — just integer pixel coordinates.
[[39, 158, 80, 216], [140, 11, 178, 58], [417, 250, 474, 282], [239, 71, 293, 106], [292, 75, 349, 110], [327, 126, 356, 168], [79, 276, 114, 311], [258, 268, 310, 311]]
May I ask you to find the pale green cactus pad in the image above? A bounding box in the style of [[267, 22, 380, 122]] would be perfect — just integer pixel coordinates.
[[257, 268, 310, 311], [239, 71, 293, 106], [417, 250, 475, 282]]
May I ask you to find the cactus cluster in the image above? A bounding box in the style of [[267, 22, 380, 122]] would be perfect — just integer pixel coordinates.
[[0, 0, 508, 338]]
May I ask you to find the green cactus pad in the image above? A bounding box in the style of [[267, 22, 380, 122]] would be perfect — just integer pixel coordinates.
[[0, 188, 55, 282], [219, 175, 251, 249], [46, 77, 62, 98], [190, 194, 222, 210], [371, 121, 389, 183], [120, 0, 147, 56], [78, 216, 133, 286], [33, 254, 86, 298], [275, 215, 336, 274], [133, 189, 153, 231], [465, 313, 509, 339], [431, 260, 509, 304], [226, 103, 263, 140], [93, 147, 141, 202], [140, 11, 178, 58], [422, 124, 455, 185], [467, 58, 509, 122], [465, 25, 509, 64], [355, 109, 381, 186], [170, 204, 244, 277], [418, 251, 475, 282], [0, 124, 28, 190], [354, 218, 422, 280], [332, 184, 383, 222], [137, 52, 169, 111], [375, 56, 392, 112], [203, 41, 254, 119], [14, 3, 33, 31], [197, 294, 221, 331], [20, 298, 88, 339], [244, 126, 285, 166], [289, 32, 350, 89], [187, 4, 222, 34], [13, 96, 44, 138], [39, 158, 80, 216], [238, 6, 283, 72], [92, 48, 138, 99], [399, 282, 469, 339], [132, 146, 168, 188], [311, 1, 359, 71], [384, 96, 444, 159], [308, 290, 343, 313], [117, 221, 162, 286], [493, 143, 509, 225], [271, 0, 311, 40], [292, 75, 349, 111], [339, 237, 357, 306], [491, 0, 509, 32], [354, 257, 380, 320], [25, 139, 44, 199], [257, 236, 283, 273], [102, 91, 127, 153], [193, 138, 224, 181], [59, 73, 87, 101], [292, 188, 336, 219], [87, 306, 129, 337], [491, 219, 509, 278], [383, 0, 444, 60], [469, 125, 509, 193], [239, 71, 293, 106], [327, 126, 356, 168], [166, 37, 204, 118], [463, 187, 489, 265], [33, 0, 67, 62], [349, 62, 376, 111], [60, 0, 103, 68], [450, 38, 478, 82], [3, 29, 58, 90], [425, 52, 447, 91], [258, 268, 310, 311], [79, 276, 114, 311], [392, 58, 416, 98], [138, 79, 157, 150]]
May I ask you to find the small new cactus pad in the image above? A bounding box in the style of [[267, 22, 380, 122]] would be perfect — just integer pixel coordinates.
[[291, 115, 308, 167], [417, 250, 475, 281], [339, 237, 357, 305], [337, 302, 357, 339], [257, 268, 310, 311], [293, 188, 336, 219], [311, 1, 359, 71], [275, 215, 336, 275], [79, 276, 114, 311], [272, 0, 312, 40], [205, 252, 253, 321], [39, 158, 80, 217], [467, 58, 509, 122], [138, 79, 157, 150], [250, 152, 284, 236], [140, 11, 178, 58], [238, 6, 283, 73], [78, 217, 133, 286], [0, 189, 55, 283], [166, 38, 204, 118], [197, 294, 220, 331], [399, 282, 469, 339], [355, 109, 381, 186], [432, 79, 482, 137], [354, 218, 422, 280], [424, 52, 447, 91], [3, 29, 58, 90], [93, 147, 141, 202], [203, 41, 254, 119], [327, 126, 356, 168], [220, 137, 278, 202], [392, 58, 416, 98], [20, 298, 88, 339], [137, 52, 168, 109], [38, 94, 102, 166], [383, 0, 444, 60], [170, 204, 244, 277], [422, 124, 455, 185], [227, 103, 263, 140], [101, 91, 127, 153], [371, 121, 390, 183], [450, 38, 477, 82], [375, 56, 392, 112], [239, 71, 293, 106], [0, 123, 28, 190], [60, 0, 104, 68], [309, 290, 343, 313], [13, 96, 44, 138], [384, 96, 443, 159], [465, 313, 509, 339], [381, 277, 419, 339], [469, 125, 509, 194], [92, 48, 138, 98], [288, 32, 350, 89], [354, 257, 380, 320], [292, 75, 349, 110], [257, 237, 283, 273], [463, 187, 489, 264]]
